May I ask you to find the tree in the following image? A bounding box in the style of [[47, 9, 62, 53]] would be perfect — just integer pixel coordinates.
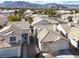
[[8, 14, 21, 21], [35, 53, 45, 58], [44, 8, 56, 16], [26, 16, 33, 24], [75, 10, 79, 13], [67, 16, 73, 22]]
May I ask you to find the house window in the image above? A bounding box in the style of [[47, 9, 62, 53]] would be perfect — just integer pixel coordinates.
[[0, 25, 2, 29], [22, 33, 29, 44], [10, 36, 16, 43]]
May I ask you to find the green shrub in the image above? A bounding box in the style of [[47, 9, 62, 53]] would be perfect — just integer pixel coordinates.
[[35, 53, 45, 58], [67, 16, 73, 22], [75, 48, 79, 54], [26, 16, 33, 24], [8, 15, 21, 21]]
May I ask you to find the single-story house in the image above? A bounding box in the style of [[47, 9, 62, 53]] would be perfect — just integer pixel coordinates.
[[0, 32, 21, 57], [56, 10, 71, 15], [31, 16, 59, 37], [31, 16, 59, 29], [31, 16, 50, 26], [72, 16, 79, 26], [7, 20, 31, 44], [0, 24, 22, 44], [32, 16, 59, 26], [60, 14, 72, 20], [37, 28, 69, 53], [24, 9, 34, 15], [0, 10, 15, 16], [0, 20, 31, 57]]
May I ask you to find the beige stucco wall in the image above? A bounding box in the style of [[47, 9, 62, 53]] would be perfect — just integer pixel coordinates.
[[4, 33, 22, 44], [41, 39, 69, 53], [0, 46, 21, 57]]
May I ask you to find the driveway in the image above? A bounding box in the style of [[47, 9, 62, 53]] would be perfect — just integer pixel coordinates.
[[56, 49, 74, 58], [21, 36, 40, 58]]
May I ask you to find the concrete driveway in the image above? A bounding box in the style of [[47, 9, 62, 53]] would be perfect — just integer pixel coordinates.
[[21, 36, 40, 58], [56, 49, 74, 58]]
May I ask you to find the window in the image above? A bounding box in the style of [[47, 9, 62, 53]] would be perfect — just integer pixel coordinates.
[[0, 25, 2, 29], [22, 33, 29, 44], [10, 36, 16, 43]]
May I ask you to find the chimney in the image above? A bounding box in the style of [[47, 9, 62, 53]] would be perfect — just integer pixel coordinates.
[[54, 24, 58, 31], [54, 24, 56, 30], [68, 22, 71, 27], [33, 27, 37, 36]]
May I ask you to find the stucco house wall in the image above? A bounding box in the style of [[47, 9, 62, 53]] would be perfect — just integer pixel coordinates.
[[0, 46, 21, 57], [4, 33, 22, 44], [40, 39, 69, 53]]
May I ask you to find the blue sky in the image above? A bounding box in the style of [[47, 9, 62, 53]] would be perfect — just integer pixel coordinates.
[[0, 0, 79, 4]]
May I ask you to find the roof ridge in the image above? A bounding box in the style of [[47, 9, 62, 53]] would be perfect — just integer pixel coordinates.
[[41, 31, 49, 42]]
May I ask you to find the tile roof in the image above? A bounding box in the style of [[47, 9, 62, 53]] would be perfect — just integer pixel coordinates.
[[24, 9, 34, 14], [32, 16, 59, 26], [0, 24, 22, 36], [68, 27, 79, 41], [37, 28, 60, 42], [31, 17, 50, 26], [37, 28, 49, 42], [59, 24, 71, 33], [0, 41, 11, 48], [7, 21, 30, 30], [0, 14, 8, 25], [41, 30, 60, 42]]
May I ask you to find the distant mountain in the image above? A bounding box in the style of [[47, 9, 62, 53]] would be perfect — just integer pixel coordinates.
[[0, 1, 67, 9], [63, 4, 79, 9], [44, 3, 67, 9], [0, 1, 42, 8], [60, 1, 79, 9], [0, 1, 79, 9], [45, 2, 79, 9]]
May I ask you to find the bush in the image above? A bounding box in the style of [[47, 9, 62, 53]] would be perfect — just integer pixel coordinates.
[[67, 16, 73, 22], [75, 48, 79, 54], [26, 16, 33, 24], [8, 15, 21, 21], [44, 9, 56, 16], [35, 53, 45, 58]]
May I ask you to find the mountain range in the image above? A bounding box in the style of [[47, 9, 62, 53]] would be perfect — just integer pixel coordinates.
[[0, 1, 79, 9]]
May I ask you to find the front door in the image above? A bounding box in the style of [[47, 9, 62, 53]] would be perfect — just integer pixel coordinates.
[[22, 33, 29, 44]]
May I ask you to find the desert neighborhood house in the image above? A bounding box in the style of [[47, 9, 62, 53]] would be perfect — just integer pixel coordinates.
[[37, 28, 69, 53], [0, 19, 31, 57]]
